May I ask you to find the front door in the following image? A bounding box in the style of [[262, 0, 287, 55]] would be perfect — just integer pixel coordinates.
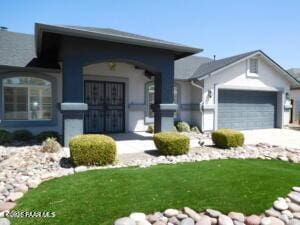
[[84, 81, 125, 133]]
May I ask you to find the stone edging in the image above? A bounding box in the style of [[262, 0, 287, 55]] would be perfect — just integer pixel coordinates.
[[114, 186, 300, 225]]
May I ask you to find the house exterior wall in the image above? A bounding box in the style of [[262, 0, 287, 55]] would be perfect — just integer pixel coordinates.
[[0, 68, 63, 135], [202, 57, 292, 131], [291, 89, 300, 123]]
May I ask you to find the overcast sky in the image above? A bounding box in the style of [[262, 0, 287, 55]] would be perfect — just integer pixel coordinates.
[[1, 0, 300, 69]]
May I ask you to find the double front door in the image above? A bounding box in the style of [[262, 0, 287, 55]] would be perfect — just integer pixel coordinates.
[[84, 81, 125, 133]]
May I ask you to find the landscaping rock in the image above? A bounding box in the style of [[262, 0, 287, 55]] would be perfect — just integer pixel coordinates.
[[293, 213, 300, 220], [180, 218, 195, 225], [165, 209, 179, 217], [265, 208, 281, 218], [196, 215, 211, 225], [228, 212, 245, 222], [261, 217, 284, 225], [136, 220, 151, 225], [289, 203, 300, 212], [293, 187, 300, 193], [74, 166, 87, 173], [0, 218, 10, 225], [114, 217, 136, 225], [177, 214, 188, 220], [289, 192, 300, 204], [153, 222, 167, 225], [288, 219, 300, 225], [274, 198, 289, 211], [282, 210, 294, 219], [218, 215, 234, 225], [169, 216, 180, 225], [27, 178, 41, 189], [7, 192, 23, 202], [129, 212, 146, 221], [0, 202, 15, 211], [233, 221, 245, 225], [206, 209, 222, 218], [245, 215, 260, 225], [15, 184, 28, 193], [148, 213, 163, 223], [184, 207, 201, 221]]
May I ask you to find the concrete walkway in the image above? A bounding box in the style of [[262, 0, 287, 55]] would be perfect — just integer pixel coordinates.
[[108, 132, 203, 154], [242, 128, 300, 149]]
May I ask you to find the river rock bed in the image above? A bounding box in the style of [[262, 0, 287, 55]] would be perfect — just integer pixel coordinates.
[[0, 142, 300, 223], [114, 187, 300, 225]]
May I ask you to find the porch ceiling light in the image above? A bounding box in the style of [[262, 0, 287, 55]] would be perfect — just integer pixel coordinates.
[[208, 90, 212, 98], [108, 62, 116, 71]]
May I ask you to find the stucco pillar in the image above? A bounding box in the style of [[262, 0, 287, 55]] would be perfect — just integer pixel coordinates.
[[153, 65, 177, 133], [61, 58, 87, 146]]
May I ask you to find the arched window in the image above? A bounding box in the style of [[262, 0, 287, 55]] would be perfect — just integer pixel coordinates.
[[146, 82, 178, 118], [3, 77, 52, 120]]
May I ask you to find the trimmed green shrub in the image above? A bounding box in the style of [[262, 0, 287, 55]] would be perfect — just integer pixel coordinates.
[[36, 131, 60, 143], [191, 126, 200, 133], [13, 129, 33, 142], [0, 129, 12, 145], [176, 121, 190, 132], [41, 137, 61, 153], [69, 134, 116, 166], [147, 124, 154, 133], [153, 132, 190, 155], [212, 129, 244, 149]]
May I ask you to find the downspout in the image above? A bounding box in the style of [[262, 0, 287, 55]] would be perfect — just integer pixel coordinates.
[[190, 80, 204, 131]]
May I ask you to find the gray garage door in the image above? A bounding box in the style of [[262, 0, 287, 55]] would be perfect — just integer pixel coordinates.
[[218, 90, 277, 130]]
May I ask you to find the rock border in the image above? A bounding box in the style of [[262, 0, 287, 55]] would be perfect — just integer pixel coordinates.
[[115, 186, 300, 225]]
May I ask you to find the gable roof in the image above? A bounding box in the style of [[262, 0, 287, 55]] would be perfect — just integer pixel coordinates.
[[190, 50, 299, 86], [190, 50, 259, 79], [174, 55, 212, 80], [35, 23, 202, 59]]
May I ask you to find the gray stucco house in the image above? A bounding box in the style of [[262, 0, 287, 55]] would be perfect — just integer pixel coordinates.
[[0, 23, 298, 145]]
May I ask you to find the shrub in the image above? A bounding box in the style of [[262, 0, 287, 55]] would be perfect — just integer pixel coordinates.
[[36, 131, 60, 143], [13, 129, 33, 142], [191, 126, 200, 133], [0, 130, 12, 145], [69, 134, 116, 166], [153, 132, 190, 155], [176, 121, 190, 132], [147, 124, 154, 133], [41, 137, 61, 153], [212, 129, 244, 149]]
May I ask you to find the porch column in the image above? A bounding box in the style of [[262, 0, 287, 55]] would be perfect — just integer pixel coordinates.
[[153, 65, 177, 133], [61, 58, 88, 146]]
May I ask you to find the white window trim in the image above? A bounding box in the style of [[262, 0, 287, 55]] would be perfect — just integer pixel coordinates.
[[3, 77, 53, 121]]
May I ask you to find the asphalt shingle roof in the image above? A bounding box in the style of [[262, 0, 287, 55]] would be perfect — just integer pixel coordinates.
[[288, 68, 300, 82], [174, 55, 212, 80], [0, 30, 35, 67], [190, 50, 259, 79]]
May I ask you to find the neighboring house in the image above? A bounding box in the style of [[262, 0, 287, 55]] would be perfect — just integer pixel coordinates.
[[0, 23, 298, 145], [288, 68, 300, 123]]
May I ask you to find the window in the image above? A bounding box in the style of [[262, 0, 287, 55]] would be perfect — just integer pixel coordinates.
[[3, 77, 52, 120], [249, 58, 258, 74], [146, 82, 178, 118]]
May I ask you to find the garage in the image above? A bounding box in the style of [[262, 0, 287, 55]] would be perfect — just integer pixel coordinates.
[[218, 89, 277, 130]]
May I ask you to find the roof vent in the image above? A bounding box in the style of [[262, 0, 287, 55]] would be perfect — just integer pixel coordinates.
[[213, 55, 216, 61], [0, 26, 8, 31]]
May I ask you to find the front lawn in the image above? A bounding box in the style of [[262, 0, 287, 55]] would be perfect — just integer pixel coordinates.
[[12, 160, 300, 225]]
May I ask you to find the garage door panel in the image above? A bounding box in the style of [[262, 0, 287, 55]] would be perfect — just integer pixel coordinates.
[[218, 90, 277, 130]]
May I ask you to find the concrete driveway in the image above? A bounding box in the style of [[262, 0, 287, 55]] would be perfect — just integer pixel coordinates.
[[242, 128, 300, 149]]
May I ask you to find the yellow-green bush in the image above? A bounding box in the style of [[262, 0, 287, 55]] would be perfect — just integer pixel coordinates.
[[153, 132, 190, 155], [212, 129, 244, 149], [147, 124, 154, 133], [69, 135, 116, 166], [176, 121, 190, 132]]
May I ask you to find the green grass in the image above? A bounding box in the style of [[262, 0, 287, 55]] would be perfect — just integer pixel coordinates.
[[12, 159, 300, 225]]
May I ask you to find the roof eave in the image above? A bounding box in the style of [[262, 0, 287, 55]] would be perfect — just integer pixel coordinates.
[[35, 23, 202, 58]]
